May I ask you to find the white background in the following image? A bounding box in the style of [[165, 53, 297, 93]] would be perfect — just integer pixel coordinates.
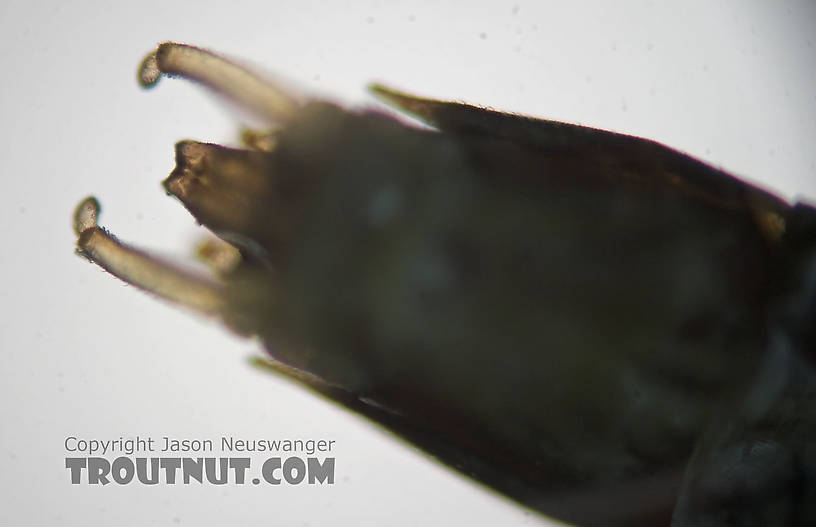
[[1, 1, 814, 525]]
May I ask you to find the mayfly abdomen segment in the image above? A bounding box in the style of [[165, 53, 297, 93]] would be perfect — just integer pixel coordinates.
[[71, 41, 816, 527]]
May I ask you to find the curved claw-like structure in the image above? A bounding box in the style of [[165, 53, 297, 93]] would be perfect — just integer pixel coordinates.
[[74, 42, 309, 318], [73, 196, 226, 316], [139, 42, 301, 124]]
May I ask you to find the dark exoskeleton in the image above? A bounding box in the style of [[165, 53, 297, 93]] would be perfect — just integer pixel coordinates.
[[74, 43, 815, 526]]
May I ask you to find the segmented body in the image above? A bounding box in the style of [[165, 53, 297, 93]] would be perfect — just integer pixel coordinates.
[[74, 43, 816, 526]]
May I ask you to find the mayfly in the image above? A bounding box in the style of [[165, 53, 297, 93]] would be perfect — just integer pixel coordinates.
[[73, 43, 816, 526]]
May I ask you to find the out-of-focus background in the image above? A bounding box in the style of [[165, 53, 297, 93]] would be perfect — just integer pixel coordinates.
[[1, 1, 814, 525]]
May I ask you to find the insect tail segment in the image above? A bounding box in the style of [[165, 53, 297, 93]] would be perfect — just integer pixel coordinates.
[[73, 196, 227, 317], [138, 42, 301, 124], [162, 141, 269, 236], [162, 140, 292, 265]]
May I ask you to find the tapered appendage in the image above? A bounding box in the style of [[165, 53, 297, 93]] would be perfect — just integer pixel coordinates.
[[73, 197, 227, 316], [249, 356, 334, 389], [163, 141, 267, 236], [369, 83, 438, 120], [138, 42, 300, 124], [163, 140, 291, 261]]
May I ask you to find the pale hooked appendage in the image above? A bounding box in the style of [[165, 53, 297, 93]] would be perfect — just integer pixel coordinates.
[[73, 196, 226, 317], [138, 42, 301, 124], [73, 42, 302, 318]]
